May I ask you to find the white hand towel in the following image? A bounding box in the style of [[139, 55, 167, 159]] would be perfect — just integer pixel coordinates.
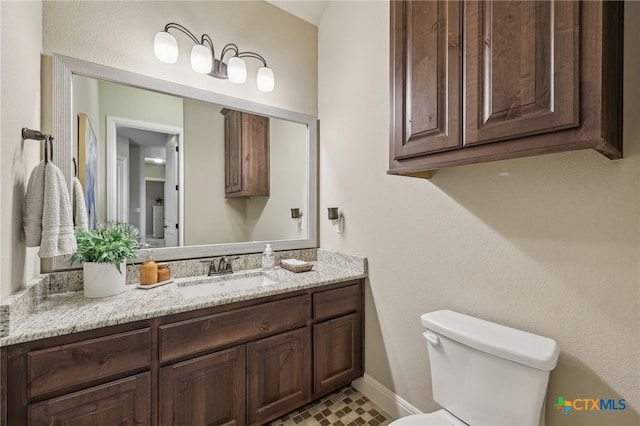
[[73, 177, 89, 231], [38, 162, 77, 257], [22, 162, 46, 247]]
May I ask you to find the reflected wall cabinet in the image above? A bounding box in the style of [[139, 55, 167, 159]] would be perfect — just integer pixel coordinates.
[[389, 0, 624, 178], [221, 108, 270, 198]]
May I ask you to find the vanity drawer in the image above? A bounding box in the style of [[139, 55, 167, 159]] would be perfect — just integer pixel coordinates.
[[28, 328, 151, 398], [160, 295, 310, 362], [313, 283, 361, 321]]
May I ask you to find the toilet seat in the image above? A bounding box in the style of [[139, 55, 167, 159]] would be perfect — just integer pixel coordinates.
[[389, 409, 467, 426]]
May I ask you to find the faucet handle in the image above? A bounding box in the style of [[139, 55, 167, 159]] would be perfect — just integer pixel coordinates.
[[199, 259, 218, 275], [220, 256, 239, 272]]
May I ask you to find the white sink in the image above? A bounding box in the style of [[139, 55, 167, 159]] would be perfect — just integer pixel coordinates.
[[176, 272, 277, 298]]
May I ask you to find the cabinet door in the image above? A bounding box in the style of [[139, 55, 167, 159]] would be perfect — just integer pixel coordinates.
[[222, 109, 269, 198], [313, 314, 363, 396], [224, 110, 243, 195], [240, 112, 269, 197], [28, 373, 150, 425], [159, 346, 245, 426], [247, 328, 311, 426], [464, 0, 579, 146], [390, 0, 462, 160]]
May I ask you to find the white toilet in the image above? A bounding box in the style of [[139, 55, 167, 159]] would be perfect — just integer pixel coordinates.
[[390, 310, 559, 426]]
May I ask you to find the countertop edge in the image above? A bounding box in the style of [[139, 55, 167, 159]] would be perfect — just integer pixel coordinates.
[[0, 256, 367, 347]]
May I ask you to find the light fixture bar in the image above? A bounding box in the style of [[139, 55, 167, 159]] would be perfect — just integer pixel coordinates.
[[153, 22, 275, 92]]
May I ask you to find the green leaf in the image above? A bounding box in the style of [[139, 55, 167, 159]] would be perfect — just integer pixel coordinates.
[[69, 221, 140, 273]]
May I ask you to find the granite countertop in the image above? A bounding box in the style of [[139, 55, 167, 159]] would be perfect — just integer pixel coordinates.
[[0, 251, 367, 347]]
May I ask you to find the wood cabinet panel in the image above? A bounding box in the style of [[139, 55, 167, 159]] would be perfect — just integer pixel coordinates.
[[28, 328, 150, 398], [159, 347, 245, 426], [160, 295, 309, 363], [389, 0, 623, 176], [465, 0, 579, 146], [28, 373, 150, 425], [225, 109, 242, 194], [3, 280, 364, 425], [391, 0, 462, 159], [313, 314, 363, 396], [313, 283, 360, 321], [222, 109, 269, 198], [247, 328, 311, 426]]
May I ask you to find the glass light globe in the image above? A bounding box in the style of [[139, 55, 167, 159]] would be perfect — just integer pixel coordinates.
[[154, 31, 178, 63], [227, 57, 247, 84], [257, 67, 275, 92], [190, 44, 213, 74]]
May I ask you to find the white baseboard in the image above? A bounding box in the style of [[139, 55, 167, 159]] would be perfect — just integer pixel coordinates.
[[352, 374, 422, 420]]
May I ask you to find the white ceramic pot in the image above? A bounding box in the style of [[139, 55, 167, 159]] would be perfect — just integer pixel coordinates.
[[83, 262, 126, 298]]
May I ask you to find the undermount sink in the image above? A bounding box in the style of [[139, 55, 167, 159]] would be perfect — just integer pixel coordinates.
[[176, 272, 277, 298]]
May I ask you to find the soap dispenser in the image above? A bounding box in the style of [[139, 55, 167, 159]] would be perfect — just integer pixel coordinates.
[[140, 249, 158, 285], [262, 244, 274, 270]]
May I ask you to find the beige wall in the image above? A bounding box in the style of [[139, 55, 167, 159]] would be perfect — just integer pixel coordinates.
[[318, 2, 639, 425], [0, 1, 43, 300], [247, 118, 308, 242], [183, 99, 248, 245], [43, 1, 318, 117], [184, 100, 308, 246]]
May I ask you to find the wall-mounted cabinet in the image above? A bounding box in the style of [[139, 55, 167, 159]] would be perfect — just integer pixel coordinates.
[[389, 0, 624, 178], [221, 108, 270, 197]]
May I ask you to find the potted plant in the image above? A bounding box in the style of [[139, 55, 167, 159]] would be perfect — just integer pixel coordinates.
[[70, 222, 140, 298]]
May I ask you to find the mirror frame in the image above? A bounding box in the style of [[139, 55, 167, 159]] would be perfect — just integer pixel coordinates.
[[43, 54, 318, 272]]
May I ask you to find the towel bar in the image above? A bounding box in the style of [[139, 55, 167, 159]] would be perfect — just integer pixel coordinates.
[[21, 127, 48, 141], [22, 128, 55, 163]]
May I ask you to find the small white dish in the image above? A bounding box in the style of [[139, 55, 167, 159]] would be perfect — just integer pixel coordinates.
[[135, 279, 174, 290]]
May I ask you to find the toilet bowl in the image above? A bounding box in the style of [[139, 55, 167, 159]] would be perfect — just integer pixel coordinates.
[[388, 310, 559, 426], [391, 409, 465, 425]]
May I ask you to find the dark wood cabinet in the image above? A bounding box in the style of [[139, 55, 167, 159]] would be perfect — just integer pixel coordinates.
[[247, 328, 311, 426], [390, 0, 462, 163], [311, 282, 363, 398], [221, 108, 270, 198], [4, 321, 153, 426], [390, 0, 624, 177], [159, 347, 245, 426], [159, 295, 309, 363], [27, 328, 151, 398], [313, 314, 362, 396], [28, 373, 150, 425], [464, 0, 579, 146], [2, 280, 364, 426]]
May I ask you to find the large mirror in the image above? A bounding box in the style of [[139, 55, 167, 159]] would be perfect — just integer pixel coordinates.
[[45, 54, 317, 271]]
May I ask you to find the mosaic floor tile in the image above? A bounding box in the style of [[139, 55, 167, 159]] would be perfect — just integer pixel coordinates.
[[269, 386, 393, 426]]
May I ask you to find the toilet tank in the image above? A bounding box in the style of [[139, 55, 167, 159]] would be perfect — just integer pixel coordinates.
[[422, 310, 559, 426]]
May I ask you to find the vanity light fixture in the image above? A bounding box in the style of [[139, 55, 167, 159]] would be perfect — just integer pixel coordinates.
[[154, 23, 275, 92], [327, 207, 343, 234]]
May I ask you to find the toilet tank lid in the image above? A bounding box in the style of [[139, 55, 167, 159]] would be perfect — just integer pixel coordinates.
[[421, 310, 559, 371]]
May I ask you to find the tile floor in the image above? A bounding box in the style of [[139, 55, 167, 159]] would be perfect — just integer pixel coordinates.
[[269, 386, 393, 426]]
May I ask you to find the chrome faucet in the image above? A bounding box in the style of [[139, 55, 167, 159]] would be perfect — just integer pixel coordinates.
[[202, 256, 239, 276]]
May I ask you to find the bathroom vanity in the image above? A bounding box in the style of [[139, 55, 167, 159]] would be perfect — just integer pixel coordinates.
[[0, 253, 366, 425]]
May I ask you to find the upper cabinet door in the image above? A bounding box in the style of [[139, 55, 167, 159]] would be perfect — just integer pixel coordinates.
[[390, 0, 462, 160], [464, 1, 579, 146]]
